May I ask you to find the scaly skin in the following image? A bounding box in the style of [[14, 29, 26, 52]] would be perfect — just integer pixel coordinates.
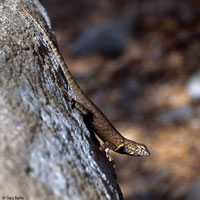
[[19, 3, 150, 160]]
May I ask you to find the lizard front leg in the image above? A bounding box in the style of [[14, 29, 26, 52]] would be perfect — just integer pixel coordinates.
[[99, 141, 118, 161]]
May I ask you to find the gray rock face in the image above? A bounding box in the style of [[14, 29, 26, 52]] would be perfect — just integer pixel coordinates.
[[0, 0, 123, 199]]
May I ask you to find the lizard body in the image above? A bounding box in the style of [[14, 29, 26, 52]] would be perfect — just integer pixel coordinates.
[[19, 3, 150, 159]]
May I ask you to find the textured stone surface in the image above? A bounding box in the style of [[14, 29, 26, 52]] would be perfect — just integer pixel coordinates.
[[0, 0, 123, 199]]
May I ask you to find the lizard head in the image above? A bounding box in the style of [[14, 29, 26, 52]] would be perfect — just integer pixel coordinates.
[[116, 139, 150, 156]]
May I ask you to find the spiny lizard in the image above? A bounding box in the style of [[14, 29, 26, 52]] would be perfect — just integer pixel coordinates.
[[19, 3, 150, 160]]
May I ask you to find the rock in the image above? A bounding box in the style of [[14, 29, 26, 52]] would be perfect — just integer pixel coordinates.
[[72, 17, 133, 57], [185, 177, 200, 200], [158, 106, 194, 124], [186, 70, 200, 101], [0, 1, 123, 199]]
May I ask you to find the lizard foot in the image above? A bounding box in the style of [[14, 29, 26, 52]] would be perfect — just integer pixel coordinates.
[[105, 148, 113, 162], [100, 142, 117, 162]]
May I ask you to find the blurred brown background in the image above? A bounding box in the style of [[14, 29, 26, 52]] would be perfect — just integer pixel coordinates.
[[40, 0, 200, 199]]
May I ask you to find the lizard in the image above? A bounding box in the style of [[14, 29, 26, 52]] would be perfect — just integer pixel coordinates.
[[19, 3, 150, 160]]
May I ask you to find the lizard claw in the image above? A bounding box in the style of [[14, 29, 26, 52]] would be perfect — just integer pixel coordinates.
[[105, 148, 113, 162]]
